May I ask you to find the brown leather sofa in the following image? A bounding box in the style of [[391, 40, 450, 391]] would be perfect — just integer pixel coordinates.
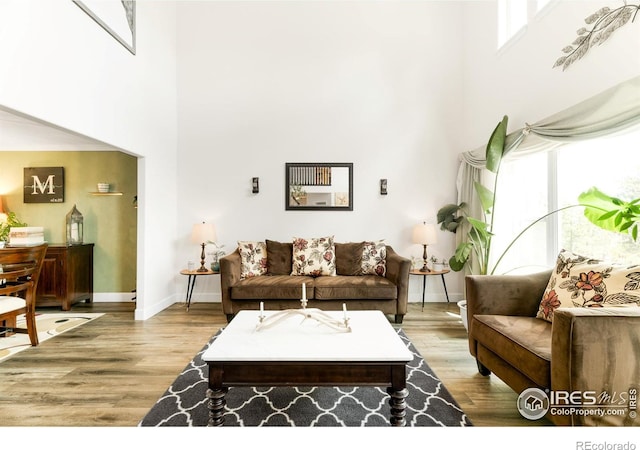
[[220, 243, 410, 324], [466, 271, 640, 426]]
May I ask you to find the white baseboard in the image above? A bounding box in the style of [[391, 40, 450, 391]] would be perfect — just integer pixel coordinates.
[[93, 292, 137, 303]]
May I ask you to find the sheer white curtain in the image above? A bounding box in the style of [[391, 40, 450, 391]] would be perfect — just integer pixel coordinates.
[[456, 75, 640, 272]]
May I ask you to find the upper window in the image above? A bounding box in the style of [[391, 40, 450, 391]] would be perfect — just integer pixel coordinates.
[[498, 0, 557, 49], [497, 0, 527, 48], [536, 0, 553, 12]]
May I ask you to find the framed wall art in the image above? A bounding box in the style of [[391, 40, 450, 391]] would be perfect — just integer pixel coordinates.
[[24, 167, 65, 204], [285, 163, 353, 211], [74, 1, 136, 54]]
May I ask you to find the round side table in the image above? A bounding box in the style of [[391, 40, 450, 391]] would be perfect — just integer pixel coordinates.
[[410, 269, 451, 310], [180, 268, 218, 311]]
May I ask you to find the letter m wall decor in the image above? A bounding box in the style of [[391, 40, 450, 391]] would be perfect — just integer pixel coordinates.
[[24, 167, 65, 203]]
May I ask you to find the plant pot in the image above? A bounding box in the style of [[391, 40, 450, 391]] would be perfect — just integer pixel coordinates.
[[457, 300, 468, 331]]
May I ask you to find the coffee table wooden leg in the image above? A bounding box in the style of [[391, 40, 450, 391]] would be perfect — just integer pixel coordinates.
[[206, 387, 228, 426], [387, 387, 408, 426]]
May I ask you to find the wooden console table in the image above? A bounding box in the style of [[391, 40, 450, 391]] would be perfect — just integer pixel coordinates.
[[36, 244, 94, 310]]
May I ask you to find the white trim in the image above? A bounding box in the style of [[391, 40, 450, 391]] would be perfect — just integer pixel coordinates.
[[93, 292, 137, 303]]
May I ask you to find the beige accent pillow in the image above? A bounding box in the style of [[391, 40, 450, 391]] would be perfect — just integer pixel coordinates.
[[536, 249, 640, 322], [291, 236, 336, 277], [360, 240, 386, 276], [237, 241, 268, 279]]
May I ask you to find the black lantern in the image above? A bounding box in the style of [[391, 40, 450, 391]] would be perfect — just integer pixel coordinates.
[[66, 204, 83, 245]]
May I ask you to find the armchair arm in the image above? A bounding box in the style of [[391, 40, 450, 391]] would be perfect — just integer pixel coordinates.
[[551, 307, 640, 426], [465, 270, 551, 319], [385, 246, 411, 316], [220, 249, 241, 315]]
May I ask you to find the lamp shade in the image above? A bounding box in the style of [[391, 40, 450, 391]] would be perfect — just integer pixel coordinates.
[[191, 222, 217, 244], [412, 222, 437, 245]]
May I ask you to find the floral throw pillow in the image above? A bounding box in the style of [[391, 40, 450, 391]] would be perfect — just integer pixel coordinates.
[[536, 249, 640, 323], [360, 240, 387, 276], [238, 241, 267, 279], [291, 236, 336, 277]]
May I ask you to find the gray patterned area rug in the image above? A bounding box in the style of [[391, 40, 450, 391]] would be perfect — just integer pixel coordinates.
[[139, 328, 472, 427]]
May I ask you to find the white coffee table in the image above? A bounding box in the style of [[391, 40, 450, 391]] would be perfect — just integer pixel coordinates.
[[202, 309, 413, 426]]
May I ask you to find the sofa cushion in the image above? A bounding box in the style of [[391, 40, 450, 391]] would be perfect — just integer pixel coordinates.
[[536, 249, 640, 322], [360, 240, 386, 276], [335, 242, 365, 276], [231, 275, 315, 299], [291, 236, 336, 276], [313, 275, 397, 300], [473, 314, 551, 388], [238, 241, 268, 279], [266, 240, 292, 275]]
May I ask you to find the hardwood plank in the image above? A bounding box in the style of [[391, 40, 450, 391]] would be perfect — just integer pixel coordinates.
[[0, 301, 552, 427]]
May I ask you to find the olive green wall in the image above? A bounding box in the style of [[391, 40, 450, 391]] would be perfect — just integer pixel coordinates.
[[0, 151, 137, 294]]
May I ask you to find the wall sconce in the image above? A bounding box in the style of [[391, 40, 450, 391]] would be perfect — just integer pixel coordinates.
[[380, 179, 388, 195], [252, 177, 259, 194]]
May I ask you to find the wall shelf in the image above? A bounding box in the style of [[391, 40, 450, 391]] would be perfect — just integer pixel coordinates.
[[89, 192, 123, 196]]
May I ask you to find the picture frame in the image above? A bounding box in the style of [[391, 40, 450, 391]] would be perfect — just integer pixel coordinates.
[[285, 163, 353, 211], [24, 167, 65, 204], [74, 1, 136, 55]]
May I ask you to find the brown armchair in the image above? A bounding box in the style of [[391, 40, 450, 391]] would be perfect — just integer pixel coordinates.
[[0, 244, 48, 346], [465, 271, 640, 426]]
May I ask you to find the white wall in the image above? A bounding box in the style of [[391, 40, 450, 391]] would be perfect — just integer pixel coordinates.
[[0, 0, 178, 320], [176, 1, 467, 303]]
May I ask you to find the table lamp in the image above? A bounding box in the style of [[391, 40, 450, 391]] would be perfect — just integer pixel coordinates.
[[412, 222, 437, 272], [191, 222, 217, 272]]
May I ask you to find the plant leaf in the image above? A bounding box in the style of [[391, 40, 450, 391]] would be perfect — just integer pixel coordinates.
[[474, 181, 494, 214], [437, 203, 463, 223], [486, 115, 508, 173], [579, 187, 629, 233], [450, 242, 473, 272]]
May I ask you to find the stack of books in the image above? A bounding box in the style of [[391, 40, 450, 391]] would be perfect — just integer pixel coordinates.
[[9, 227, 45, 246]]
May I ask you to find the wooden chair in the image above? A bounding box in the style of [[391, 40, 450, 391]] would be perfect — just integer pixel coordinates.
[[0, 244, 48, 346]]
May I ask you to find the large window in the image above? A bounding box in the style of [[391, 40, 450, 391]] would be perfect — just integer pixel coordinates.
[[490, 129, 640, 274]]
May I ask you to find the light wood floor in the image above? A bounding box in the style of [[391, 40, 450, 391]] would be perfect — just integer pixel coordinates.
[[0, 301, 552, 427]]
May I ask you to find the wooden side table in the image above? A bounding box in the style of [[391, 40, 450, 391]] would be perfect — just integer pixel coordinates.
[[180, 269, 218, 311], [410, 269, 450, 310]]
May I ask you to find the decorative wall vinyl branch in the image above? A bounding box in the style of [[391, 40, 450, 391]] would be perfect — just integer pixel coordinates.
[[553, 2, 640, 70]]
